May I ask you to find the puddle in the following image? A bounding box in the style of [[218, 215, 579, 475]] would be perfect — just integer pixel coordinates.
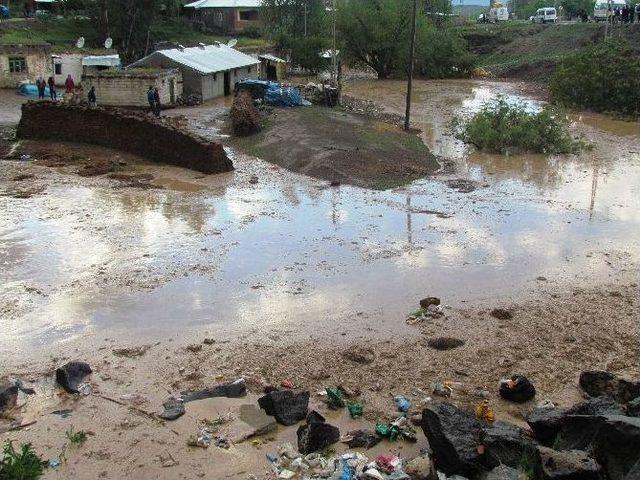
[[1, 79, 640, 358]]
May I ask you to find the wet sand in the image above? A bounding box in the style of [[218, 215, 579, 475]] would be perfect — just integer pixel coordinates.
[[1, 80, 639, 479]]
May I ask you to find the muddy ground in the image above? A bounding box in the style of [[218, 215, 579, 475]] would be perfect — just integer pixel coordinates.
[[1, 80, 639, 479]]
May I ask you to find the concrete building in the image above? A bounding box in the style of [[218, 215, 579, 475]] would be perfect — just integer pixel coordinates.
[[52, 53, 121, 86], [129, 43, 259, 101], [184, 0, 261, 34], [0, 43, 51, 88], [82, 69, 183, 108]]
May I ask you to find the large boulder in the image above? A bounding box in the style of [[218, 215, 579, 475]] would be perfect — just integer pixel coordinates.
[[579, 371, 640, 404], [55, 361, 92, 394], [556, 415, 640, 480], [628, 397, 640, 417], [535, 446, 602, 480], [258, 389, 309, 426], [0, 382, 18, 413], [482, 421, 537, 470], [421, 403, 485, 477]]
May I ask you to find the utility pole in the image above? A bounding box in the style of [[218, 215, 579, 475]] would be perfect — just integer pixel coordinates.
[[404, 0, 418, 131], [331, 0, 337, 85], [304, 2, 308, 37]]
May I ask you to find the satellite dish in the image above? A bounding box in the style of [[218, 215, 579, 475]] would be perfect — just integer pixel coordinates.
[[76, 37, 85, 49], [227, 38, 238, 48], [104, 37, 113, 49]]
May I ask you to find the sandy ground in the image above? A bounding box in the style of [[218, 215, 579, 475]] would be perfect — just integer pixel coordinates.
[[1, 80, 639, 479]]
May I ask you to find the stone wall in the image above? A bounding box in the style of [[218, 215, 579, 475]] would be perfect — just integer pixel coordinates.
[[17, 102, 233, 174], [82, 69, 183, 107], [0, 44, 52, 88]]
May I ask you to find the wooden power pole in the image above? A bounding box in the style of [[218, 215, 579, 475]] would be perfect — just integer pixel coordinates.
[[404, 0, 418, 131]]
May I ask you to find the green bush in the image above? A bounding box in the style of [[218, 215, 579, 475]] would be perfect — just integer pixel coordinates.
[[0, 441, 44, 480], [453, 97, 584, 154], [550, 38, 640, 118]]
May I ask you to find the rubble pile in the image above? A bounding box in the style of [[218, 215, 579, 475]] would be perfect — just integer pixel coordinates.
[[230, 91, 262, 136]]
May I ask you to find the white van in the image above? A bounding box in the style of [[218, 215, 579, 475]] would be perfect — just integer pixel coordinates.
[[532, 7, 558, 22], [594, 0, 627, 20], [488, 6, 509, 21]]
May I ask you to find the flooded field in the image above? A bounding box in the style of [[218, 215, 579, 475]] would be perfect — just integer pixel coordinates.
[[1, 81, 638, 479]]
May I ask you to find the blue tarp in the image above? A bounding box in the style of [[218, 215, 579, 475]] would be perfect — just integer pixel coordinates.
[[0, 5, 9, 18], [18, 83, 51, 97], [236, 79, 309, 107]]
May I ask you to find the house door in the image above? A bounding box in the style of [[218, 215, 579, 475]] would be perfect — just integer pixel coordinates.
[[169, 79, 175, 104], [224, 71, 231, 96]]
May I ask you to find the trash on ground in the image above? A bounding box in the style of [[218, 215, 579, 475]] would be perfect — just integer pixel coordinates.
[[347, 401, 363, 418], [158, 397, 185, 421], [326, 387, 346, 409], [475, 400, 496, 422], [341, 429, 381, 449], [394, 395, 411, 413], [55, 361, 92, 394]]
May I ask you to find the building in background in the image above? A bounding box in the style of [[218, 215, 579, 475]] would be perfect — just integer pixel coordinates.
[[184, 0, 262, 34], [0, 43, 51, 88], [52, 53, 121, 86], [129, 43, 259, 101]]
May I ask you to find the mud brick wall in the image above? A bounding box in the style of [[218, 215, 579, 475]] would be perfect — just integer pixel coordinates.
[[17, 102, 233, 174]]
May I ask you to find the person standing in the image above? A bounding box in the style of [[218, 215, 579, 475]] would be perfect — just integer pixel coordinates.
[[88, 86, 97, 107], [147, 86, 156, 115], [64, 74, 75, 96], [36, 76, 45, 100], [47, 76, 57, 101], [153, 87, 161, 117]]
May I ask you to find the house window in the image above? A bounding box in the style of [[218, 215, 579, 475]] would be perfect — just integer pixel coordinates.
[[9, 57, 27, 73], [239, 9, 258, 21], [54, 63, 62, 75], [248, 66, 252, 73]]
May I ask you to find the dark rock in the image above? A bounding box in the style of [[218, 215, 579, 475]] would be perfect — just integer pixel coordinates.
[[481, 465, 520, 480], [482, 420, 537, 470], [556, 415, 640, 480], [342, 429, 381, 449], [427, 337, 465, 351], [330, 180, 341, 187], [628, 397, 640, 417], [490, 308, 513, 320], [258, 389, 310, 426], [421, 403, 484, 477], [569, 396, 626, 416], [579, 371, 640, 404], [342, 346, 375, 364], [499, 375, 536, 403], [158, 397, 185, 420], [297, 420, 340, 454], [420, 297, 441, 309], [528, 407, 569, 446], [55, 361, 92, 394], [181, 378, 246, 402], [306, 410, 326, 424], [536, 446, 602, 480], [0, 383, 19, 413]]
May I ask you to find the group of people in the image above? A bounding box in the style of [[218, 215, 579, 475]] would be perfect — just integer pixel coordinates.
[[34, 74, 77, 101], [147, 86, 162, 117], [610, 4, 638, 22]]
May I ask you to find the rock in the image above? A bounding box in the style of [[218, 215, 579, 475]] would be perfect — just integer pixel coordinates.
[[181, 378, 246, 402], [433, 383, 453, 398], [579, 371, 640, 404], [627, 397, 640, 417], [228, 404, 277, 442], [536, 446, 601, 480], [481, 465, 521, 480], [112, 345, 150, 357], [499, 375, 536, 403], [482, 421, 537, 470], [158, 397, 185, 420], [342, 429, 381, 449], [421, 403, 484, 477], [202, 338, 216, 345], [404, 455, 436, 480], [420, 297, 441, 309], [297, 420, 340, 454], [490, 308, 513, 320], [427, 337, 465, 351], [556, 414, 640, 480], [186, 344, 202, 353], [342, 346, 376, 364], [258, 389, 310, 426], [306, 410, 326, 424], [527, 407, 569, 445], [0, 383, 19, 413], [55, 361, 92, 394], [569, 396, 626, 416]]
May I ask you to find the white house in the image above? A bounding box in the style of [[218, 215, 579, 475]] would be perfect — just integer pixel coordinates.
[[129, 43, 259, 101]]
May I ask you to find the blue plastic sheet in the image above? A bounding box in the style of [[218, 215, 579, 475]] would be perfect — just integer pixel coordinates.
[[236, 79, 309, 107], [0, 5, 10, 18], [18, 83, 51, 97]]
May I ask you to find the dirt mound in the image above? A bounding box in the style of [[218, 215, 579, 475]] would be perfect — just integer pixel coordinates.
[[230, 92, 261, 137]]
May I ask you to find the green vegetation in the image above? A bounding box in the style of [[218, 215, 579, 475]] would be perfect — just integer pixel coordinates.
[[337, 0, 474, 79], [0, 441, 44, 480], [550, 38, 640, 118], [65, 426, 88, 445], [453, 97, 585, 154]]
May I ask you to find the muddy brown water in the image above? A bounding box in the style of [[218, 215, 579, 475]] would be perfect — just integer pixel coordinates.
[[1, 81, 639, 362]]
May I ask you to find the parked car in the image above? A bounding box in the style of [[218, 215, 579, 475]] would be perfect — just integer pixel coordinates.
[[594, 0, 627, 20], [488, 6, 509, 21], [532, 7, 558, 22]]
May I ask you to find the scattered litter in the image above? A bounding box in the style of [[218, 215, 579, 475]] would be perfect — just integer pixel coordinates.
[[347, 402, 363, 418], [51, 409, 73, 418], [475, 400, 496, 422], [326, 387, 345, 409], [48, 458, 60, 469], [394, 395, 411, 413], [158, 397, 185, 421], [375, 454, 401, 474], [19, 154, 32, 161], [187, 428, 213, 448], [55, 361, 92, 394], [341, 429, 381, 449], [77, 382, 92, 396], [432, 382, 453, 398]]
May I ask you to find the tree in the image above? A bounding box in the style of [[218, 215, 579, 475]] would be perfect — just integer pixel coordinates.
[[560, 0, 592, 18]]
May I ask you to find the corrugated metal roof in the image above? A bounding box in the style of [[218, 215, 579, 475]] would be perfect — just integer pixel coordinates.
[[259, 54, 286, 63], [184, 0, 262, 8], [82, 54, 121, 67], [131, 44, 259, 75]]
